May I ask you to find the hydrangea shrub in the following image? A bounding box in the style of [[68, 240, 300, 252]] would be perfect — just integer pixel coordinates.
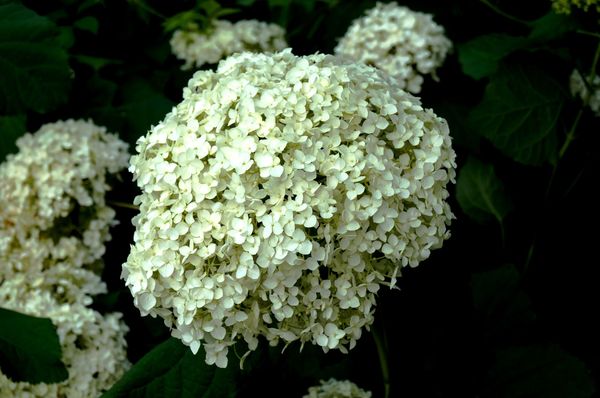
[[123, 49, 456, 367]]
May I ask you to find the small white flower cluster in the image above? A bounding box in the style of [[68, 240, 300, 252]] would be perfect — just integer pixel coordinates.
[[334, 2, 452, 94], [124, 49, 455, 368], [303, 379, 372, 398], [0, 119, 129, 304], [170, 19, 288, 69], [0, 120, 131, 396], [0, 278, 130, 398], [570, 69, 600, 116]]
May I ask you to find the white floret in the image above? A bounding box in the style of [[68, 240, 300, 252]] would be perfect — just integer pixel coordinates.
[[303, 379, 372, 398], [334, 2, 452, 94], [0, 120, 129, 303], [124, 49, 456, 368], [570, 69, 600, 116], [170, 19, 288, 69]]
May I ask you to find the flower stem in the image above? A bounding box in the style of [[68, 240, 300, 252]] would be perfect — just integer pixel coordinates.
[[558, 40, 600, 159], [524, 40, 600, 275], [108, 200, 139, 211], [129, 0, 167, 20], [372, 326, 390, 398], [577, 30, 600, 40], [479, 0, 529, 25], [558, 109, 583, 159]]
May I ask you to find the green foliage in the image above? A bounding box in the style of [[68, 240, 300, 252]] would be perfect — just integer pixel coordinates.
[[457, 157, 513, 225], [0, 0, 598, 396], [0, 0, 71, 113], [163, 0, 239, 33], [469, 63, 566, 165], [0, 114, 25, 161], [458, 34, 527, 80], [484, 345, 595, 398], [0, 308, 68, 384], [473, 266, 595, 397], [73, 16, 99, 34], [89, 79, 174, 144], [471, 265, 535, 342], [102, 338, 238, 398], [527, 12, 579, 41], [458, 12, 578, 80]]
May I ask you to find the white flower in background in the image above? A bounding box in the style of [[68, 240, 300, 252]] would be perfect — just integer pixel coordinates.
[[570, 69, 600, 116], [334, 2, 452, 94], [170, 19, 288, 69], [0, 119, 129, 303], [303, 379, 372, 398], [0, 279, 130, 398], [124, 49, 456, 368]]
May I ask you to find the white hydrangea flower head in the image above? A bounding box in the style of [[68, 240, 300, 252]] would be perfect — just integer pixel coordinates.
[[0, 278, 130, 398], [303, 379, 372, 398], [570, 69, 600, 116], [0, 119, 129, 303], [334, 2, 452, 94], [124, 49, 456, 368], [170, 19, 288, 69]]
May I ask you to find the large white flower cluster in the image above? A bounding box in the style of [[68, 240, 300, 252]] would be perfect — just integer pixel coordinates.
[[303, 379, 372, 398], [334, 2, 452, 94], [570, 69, 600, 116], [124, 49, 455, 368], [0, 120, 131, 396], [0, 119, 129, 304], [170, 19, 287, 69], [0, 278, 130, 398]]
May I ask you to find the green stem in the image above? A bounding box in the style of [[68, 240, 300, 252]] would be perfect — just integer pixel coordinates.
[[577, 30, 600, 40], [372, 326, 390, 398], [558, 109, 583, 159], [523, 244, 535, 275], [479, 0, 530, 25], [130, 0, 167, 20], [558, 40, 600, 159], [587, 40, 600, 86], [108, 200, 139, 211], [524, 40, 600, 275]]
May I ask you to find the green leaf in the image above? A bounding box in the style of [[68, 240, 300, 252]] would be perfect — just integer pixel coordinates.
[[72, 54, 121, 71], [0, 114, 26, 162], [434, 102, 480, 151], [89, 79, 174, 144], [471, 265, 535, 342], [80, 75, 118, 107], [213, 7, 240, 19], [102, 337, 238, 398], [56, 26, 75, 49], [458, 13, 577, 81], [0, 1, 72, 113], [77, 0, 103, 14], [469, 63, 565, 165], [456, 157, 513, 225], [483, 345, 595, 398], [0, 0, 56, 42], [0, 307, 68, 384], [74, 16, 99, 34], [163, 10, 204, 33], [458, 34, 527, 80], [528, 12, 578, 42], [119, 80, 174, 142]]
